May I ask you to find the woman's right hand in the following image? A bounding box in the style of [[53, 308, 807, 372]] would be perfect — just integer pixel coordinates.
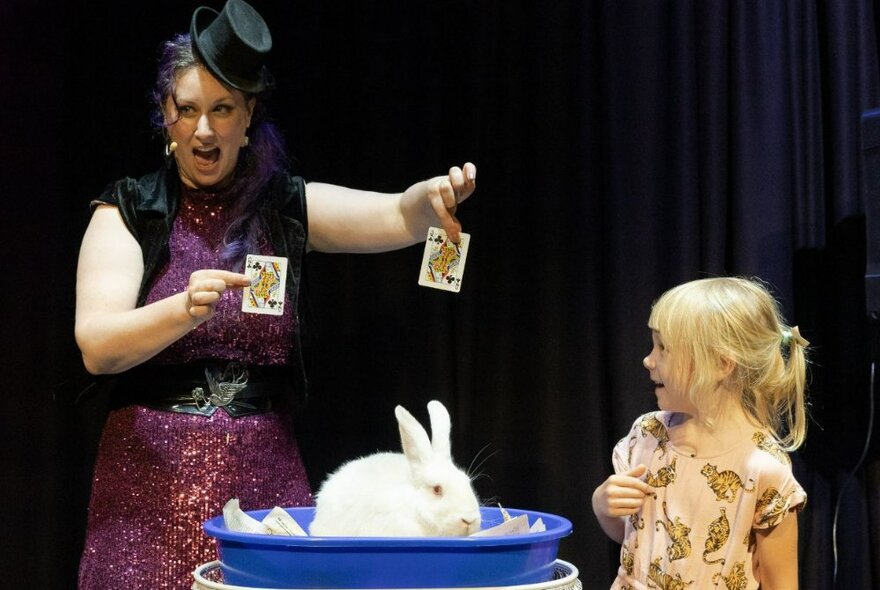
[[185, 269, 250, 322], [76, 205, 253, 374]]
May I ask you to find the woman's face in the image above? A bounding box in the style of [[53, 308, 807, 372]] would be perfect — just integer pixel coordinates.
[[165, 66, 255, 189]]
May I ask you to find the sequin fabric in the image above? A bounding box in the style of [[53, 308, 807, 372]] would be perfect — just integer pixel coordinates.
[[78, 185, 312, 589], [146, 184, 295, 364]]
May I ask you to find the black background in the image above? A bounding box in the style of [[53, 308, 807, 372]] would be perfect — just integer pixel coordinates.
[[2, 1, 880, 588]]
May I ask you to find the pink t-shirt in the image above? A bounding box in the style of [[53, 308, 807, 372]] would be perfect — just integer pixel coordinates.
[[609, 411, 806, 590]]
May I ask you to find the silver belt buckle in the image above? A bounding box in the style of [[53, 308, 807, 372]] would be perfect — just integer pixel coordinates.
[[192, 362, 249, 411]]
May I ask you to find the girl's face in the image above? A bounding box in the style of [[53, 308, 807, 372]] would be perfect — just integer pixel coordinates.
[[165, 66, 254, 189], [643, 330, 697, 415]]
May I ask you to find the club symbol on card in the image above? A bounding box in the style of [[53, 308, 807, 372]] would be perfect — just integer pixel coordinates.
[[418, 227, 470, 293], [242, 254, 288, 315]]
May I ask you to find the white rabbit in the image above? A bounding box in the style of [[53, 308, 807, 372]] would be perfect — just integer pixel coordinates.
[[309, 400, 481, 537]]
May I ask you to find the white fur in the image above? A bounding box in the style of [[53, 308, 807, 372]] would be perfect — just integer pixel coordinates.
[[309, 401, 481, 537]]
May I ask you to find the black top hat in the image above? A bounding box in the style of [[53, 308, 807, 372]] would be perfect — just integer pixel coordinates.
[[190, 0, 273, 93]]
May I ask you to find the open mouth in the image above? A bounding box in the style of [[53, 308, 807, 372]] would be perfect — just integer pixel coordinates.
[[193, 147, 220, 167], [651, 380, 665, 390]]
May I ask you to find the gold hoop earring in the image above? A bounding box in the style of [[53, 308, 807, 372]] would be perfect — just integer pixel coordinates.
[[165, 141, 178, 156], [241, 135, 250, 147]]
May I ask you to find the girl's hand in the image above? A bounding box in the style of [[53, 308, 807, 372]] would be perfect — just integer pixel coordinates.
[[592, 464, 653, 518]]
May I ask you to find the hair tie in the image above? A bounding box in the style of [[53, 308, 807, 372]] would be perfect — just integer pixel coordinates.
[[782, 325, 809, 348]]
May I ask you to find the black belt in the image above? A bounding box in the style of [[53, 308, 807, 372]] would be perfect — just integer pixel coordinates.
[[116, 362, 289, 417]]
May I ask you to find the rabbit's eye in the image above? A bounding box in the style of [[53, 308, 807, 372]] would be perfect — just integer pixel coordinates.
[[432, 484, 443, 496]]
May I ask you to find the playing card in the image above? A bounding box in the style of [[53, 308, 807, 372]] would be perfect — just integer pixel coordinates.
[[242, 254, 288, 315], [417, 227, 470, 293]]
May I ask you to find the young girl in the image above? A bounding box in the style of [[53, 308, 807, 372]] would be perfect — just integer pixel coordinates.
[[592, 277, 809, 590]]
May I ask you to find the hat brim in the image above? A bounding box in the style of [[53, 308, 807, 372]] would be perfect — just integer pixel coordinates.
[[190, 5, 267, 94]]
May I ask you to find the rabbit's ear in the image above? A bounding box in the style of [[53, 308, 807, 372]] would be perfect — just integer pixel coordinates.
[[396, 405, 433, 464], [427, 400, 451, 459]]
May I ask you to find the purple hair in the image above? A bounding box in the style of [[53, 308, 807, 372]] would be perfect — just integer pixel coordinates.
[[151, 33, 288, 268]]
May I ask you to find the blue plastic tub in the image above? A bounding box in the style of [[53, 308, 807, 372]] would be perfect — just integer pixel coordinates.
[[203, 506, 573, 589]]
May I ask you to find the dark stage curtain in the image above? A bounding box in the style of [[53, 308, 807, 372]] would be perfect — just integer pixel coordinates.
[[2, 1, 879, 588]]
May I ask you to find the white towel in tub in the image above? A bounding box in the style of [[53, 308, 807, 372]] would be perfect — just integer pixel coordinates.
[[223, 499, 307, 536]]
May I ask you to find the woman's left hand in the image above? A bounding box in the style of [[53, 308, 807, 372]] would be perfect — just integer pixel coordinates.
[[305, 162, 477, 253], [422, 162, 477, 243]]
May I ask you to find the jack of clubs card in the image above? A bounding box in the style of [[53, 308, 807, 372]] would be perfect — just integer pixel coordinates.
[[418, 227, 470, 293], [242, 254, 288, 315]]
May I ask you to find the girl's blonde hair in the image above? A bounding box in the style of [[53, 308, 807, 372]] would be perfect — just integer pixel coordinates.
[[648, 277, 809, 451]]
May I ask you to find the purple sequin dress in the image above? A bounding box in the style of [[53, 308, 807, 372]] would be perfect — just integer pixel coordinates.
[[78, 186, 313, 589]]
